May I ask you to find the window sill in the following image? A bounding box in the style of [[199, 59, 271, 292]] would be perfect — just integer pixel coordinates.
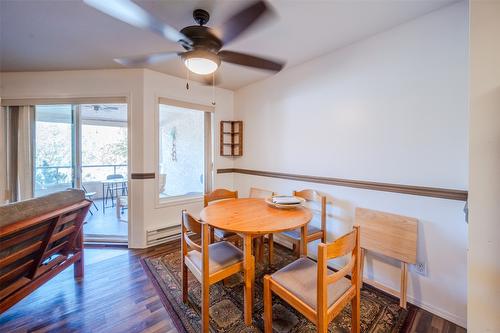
[[156, 195, 203, 208]]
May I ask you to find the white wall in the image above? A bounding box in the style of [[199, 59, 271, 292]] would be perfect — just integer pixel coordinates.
[[233, 2, 468, 327], [468, 1, 500, 331], [0, 68, 234, 248]]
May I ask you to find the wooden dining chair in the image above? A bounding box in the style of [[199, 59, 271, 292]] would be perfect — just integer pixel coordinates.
[[181, 210, 244, 333], [249, 187, 274, 199], [249, 187, 275, 264], [280, 189, 327, 257], [204, 189, 240, 245], [264, 226, 361, 333]]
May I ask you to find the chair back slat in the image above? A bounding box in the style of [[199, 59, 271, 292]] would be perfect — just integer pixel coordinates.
[[182, 210, 202, 234], [204, 189, 238, 207], [327, 253, 355, 285], [325, 228, 357, 259], [293, 189, 327, 232], [318, 226, 360, 286], [184, 235, 202, 252], [293, 189, 321, 202], [316, 226, 361, 324], [181, 210, 202, 252], [249, 187, 274, 199]]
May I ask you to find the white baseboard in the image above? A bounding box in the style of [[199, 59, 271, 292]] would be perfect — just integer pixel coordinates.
[[406, 295, 466, 329], [326, 262, 467, 329]]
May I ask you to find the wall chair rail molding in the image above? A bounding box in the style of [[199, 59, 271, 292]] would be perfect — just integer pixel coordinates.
[[131, 172, 156, 180], [217, 168, 468, 201]]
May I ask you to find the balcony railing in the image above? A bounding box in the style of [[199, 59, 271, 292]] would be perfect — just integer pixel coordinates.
[[35, 164, 128, 185]]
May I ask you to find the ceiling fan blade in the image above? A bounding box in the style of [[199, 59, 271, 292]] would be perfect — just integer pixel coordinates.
[[84, 0, 192, 46], [215, 0, 270, 45], [114, 51, 181, 66], [219, 50, 284, 71]]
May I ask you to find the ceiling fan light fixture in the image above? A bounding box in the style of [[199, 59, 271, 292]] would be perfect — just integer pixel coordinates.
[[183, 50, 220, 75]]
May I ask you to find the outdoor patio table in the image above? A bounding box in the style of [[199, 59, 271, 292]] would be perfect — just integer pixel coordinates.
[[101, 178, 128, 212]]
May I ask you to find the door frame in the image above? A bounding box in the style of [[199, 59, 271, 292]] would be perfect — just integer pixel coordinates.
[[30, 99, 131, 245]]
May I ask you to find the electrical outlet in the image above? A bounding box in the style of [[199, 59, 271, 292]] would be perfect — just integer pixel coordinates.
[[414, 262, 427, 276]]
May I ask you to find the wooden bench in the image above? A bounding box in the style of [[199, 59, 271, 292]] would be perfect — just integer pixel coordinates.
[[0, 189, 91, 313]]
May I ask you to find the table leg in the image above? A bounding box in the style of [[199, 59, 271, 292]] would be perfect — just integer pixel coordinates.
[[243, 234, 254, 326], [268, 234, 274, 266], [111, 183, 116, 207], [301, 224, 308, 257]]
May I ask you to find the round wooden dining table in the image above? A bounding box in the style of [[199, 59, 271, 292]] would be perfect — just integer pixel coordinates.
[[200, 198, 313, 326]]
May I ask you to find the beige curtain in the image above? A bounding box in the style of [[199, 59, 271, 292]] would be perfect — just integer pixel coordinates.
[[16, 106, 34, 200], [0, 107, 8, 204], [5, 105, 34, 202]]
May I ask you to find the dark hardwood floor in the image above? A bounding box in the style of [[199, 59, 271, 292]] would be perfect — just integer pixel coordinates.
[[0, 243, 466, 333]]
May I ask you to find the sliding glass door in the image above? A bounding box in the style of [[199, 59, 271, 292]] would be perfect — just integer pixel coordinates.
[[32, 103, 128, 242], [34, 105, 76, 197], [80, 104, 128, 239]]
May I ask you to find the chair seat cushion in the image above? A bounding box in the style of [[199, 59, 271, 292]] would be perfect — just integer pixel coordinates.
[[271, 257, 351, 310], [214, 228, 237, 239], [187, 241, 243, 275], [281, 222, 322, 240]]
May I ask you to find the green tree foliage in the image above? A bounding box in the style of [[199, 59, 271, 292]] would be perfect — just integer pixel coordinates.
[[35, 122, 128, 184]]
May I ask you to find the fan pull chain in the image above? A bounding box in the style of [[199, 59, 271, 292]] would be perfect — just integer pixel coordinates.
[[212, 72, 216, 106], [186, 60, 190, 90]]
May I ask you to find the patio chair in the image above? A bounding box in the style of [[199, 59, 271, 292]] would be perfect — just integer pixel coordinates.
[[82, 185, 98, 215], [116, 195, 128, 222]]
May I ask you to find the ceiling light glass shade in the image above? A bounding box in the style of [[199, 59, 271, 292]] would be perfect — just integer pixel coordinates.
[[183, 50, 220, 75]]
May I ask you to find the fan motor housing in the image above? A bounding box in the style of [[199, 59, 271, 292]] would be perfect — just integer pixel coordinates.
[[180, 25, 222, 52]]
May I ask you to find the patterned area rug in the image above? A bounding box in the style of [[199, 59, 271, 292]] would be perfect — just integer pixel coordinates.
[[142, 243, 416, 333]]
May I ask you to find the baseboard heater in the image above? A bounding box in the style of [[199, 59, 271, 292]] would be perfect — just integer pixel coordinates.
[[146, 225, 182, 246], [147, 226, 296, 248]]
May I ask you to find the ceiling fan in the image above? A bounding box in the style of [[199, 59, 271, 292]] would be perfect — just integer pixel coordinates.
[[84, 0, 285, 82], [89, 105, 119, 112]]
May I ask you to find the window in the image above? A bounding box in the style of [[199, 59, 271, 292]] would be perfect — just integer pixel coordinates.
[[80, 103, 128, 182], [158, 100, 212, 201], [34, 105, 74, 197]]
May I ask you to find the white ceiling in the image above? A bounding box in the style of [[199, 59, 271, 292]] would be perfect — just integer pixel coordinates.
[[0, 0, 457, 90]]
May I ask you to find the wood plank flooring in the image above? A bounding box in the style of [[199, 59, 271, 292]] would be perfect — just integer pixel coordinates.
[[0, 243, 466, 333]]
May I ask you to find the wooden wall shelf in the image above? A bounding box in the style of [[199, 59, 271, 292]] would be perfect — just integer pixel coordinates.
[[220, 121, 243, 156]]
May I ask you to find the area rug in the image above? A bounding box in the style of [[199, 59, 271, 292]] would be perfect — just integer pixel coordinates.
[[142, 243, 416, 333]]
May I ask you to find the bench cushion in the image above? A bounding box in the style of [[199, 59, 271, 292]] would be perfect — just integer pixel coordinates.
[[0, 189, 85, 227]]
